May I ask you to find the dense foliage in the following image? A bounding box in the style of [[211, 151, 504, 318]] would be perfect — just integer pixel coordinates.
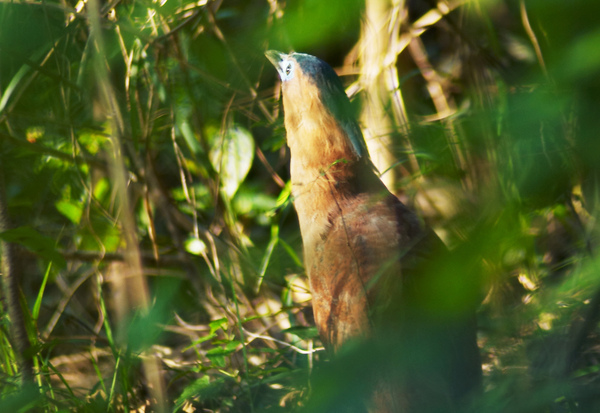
[[0, 0, 599, 411]]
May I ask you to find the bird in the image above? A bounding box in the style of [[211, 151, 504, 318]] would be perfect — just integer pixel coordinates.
[[265, 50, 482, 412]]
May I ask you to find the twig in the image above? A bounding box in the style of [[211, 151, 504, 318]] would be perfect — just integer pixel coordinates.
[[520, 0, 548, 78], [242, 327, 324, 355]]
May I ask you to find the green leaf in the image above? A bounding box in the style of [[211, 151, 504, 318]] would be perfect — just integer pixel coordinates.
[[255, 224, 279, 293], [174, 376, 229, 411], [208, 125, 255, 198], [32, 262, 52, 321], [206, 346, 235, 357], [279, 238, 303, 268], [0, 383, 41, 412], [185, 332, 217, 351], [281, 326, 320, 340], [205, 340, 240, 365], [178, 119, 202, 154], [209, 317, 228, 335], [564, 28, 600, 80], [223, 340, 241, 352], [0, 226, 65, 268], [276, 181, 292, 208], [232, 187, 277, 216], [184, 237, 207, 255], [56, 199, 83, 224], [0, 63, 31, 114]]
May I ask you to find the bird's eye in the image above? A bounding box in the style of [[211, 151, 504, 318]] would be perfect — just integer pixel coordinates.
[[285, 64, 292, 76]]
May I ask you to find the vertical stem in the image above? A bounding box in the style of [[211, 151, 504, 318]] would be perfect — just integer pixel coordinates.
[[359, 0, 397, 190], [0, 165, 34, 383], [86, 0, 166, 410]]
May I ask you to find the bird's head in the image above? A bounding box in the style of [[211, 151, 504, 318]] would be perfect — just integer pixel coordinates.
[[265, 50, 368, 160]]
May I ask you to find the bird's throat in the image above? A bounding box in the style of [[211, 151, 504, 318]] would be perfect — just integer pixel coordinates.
[[281, 77, 372, 250]]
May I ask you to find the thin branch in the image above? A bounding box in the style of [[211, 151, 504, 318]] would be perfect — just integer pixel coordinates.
[[520, 0, 548, 78], [0, 131, 106, 169], [242, 327, 324, 355]]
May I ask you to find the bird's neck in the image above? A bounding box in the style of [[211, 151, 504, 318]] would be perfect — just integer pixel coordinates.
[[284, 102, 361, 198], [283, 103, 385, 248], [283, 95, 359, 170]]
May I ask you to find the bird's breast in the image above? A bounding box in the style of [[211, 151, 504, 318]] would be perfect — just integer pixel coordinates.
[[301, 190, 407, 349]]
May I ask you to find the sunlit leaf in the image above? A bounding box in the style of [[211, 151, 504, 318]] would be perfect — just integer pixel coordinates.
[[208, 125, 255, 198], [276, 180, 292, 208], [184, 237, 207, 255], [55, 199, 83, 224], [0, 63, 31, 114], [209, 317, 228, 335], [32, 263, 52, 321]]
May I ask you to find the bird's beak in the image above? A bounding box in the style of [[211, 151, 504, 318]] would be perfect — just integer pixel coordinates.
[[265, 50, 284, 67], [265, 50, 286, 80]]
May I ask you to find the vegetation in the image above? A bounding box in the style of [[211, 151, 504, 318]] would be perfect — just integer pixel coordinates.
[[0, 0, 599, 411]]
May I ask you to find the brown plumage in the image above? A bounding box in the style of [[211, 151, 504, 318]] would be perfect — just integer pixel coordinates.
[[266, 50, 481, 412]]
